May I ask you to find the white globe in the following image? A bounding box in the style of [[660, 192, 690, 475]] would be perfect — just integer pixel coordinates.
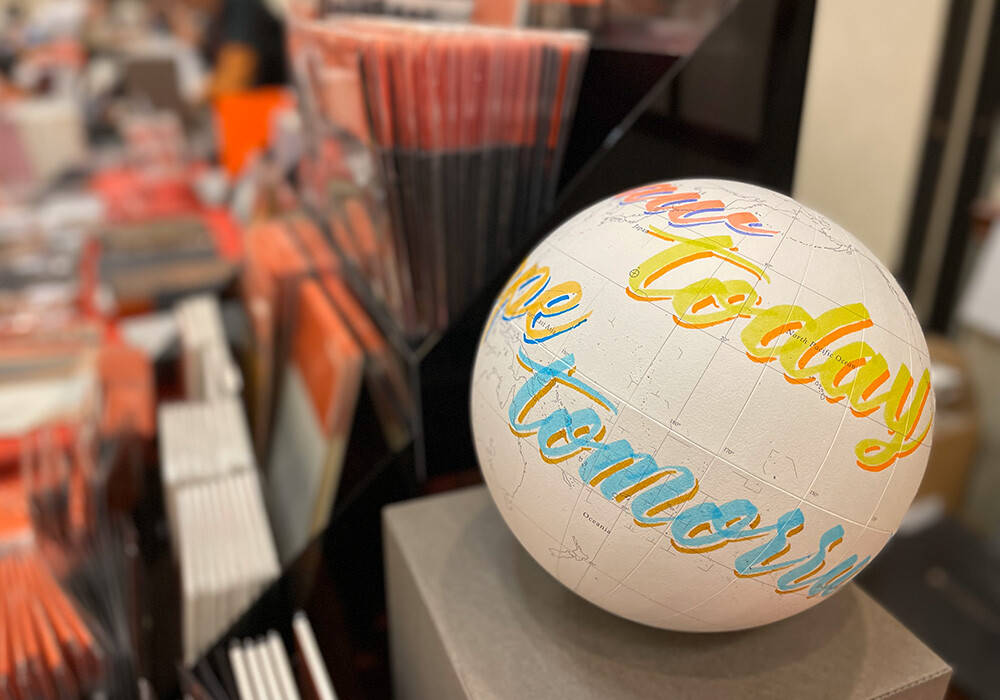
[[471, 179, 934, 632]]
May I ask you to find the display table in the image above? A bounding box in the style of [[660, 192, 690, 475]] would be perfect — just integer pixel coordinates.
[[384, 486, 951, 700]]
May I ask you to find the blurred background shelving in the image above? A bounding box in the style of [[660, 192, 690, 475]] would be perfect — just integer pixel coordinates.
[[1, 0, 1000, 698]]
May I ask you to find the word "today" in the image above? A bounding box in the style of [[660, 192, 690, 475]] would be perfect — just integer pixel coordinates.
[[506, 347, 870, 599], [619, 183, 932, 473]]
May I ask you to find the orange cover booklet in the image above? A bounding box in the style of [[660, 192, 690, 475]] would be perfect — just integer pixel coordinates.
[[283, 215, 411, 449], [242, 220, 313, 461], [266, 279, 364, 563], [98, 340, 155, 440], [319, 272, 411, 451]]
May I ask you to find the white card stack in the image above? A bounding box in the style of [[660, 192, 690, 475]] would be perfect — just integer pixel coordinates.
[[177, 611, 338, 698], [159, 329, 279, 665], [228, 630, 305, 700], [167, 294, 281, 665], [174, 294, 243, 401], [175, 470, 280, 665], [159, 396, 257, 553], [212, 614, 336, 700]]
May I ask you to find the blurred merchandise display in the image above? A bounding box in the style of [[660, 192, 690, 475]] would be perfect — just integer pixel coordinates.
[[0, 0, 997, 698], [0, 98, 88, 197], [290, 13, 589, 340]]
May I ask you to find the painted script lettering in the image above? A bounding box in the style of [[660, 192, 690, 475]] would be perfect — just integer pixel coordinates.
[[502, 346, 869, 599], [485, 261, 591, 345], [618, 182, 780, 237], [623, 221, 932, 473]]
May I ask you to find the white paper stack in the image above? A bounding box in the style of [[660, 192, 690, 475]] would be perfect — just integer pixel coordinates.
[[177, 611, 338, 698], [176, 470, 281, 665], [159, 396, 257, 552], [174, 294, 243, 401], [158, 352, 280, 665], [227, 630, 304, 700]]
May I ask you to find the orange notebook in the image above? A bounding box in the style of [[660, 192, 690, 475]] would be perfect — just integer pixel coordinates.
[[320, 272, 411, 450], [98, 341, 154, 439], [266, 279, 364, 563], [282, 214, 412, 448], [243, 220, 313, 461]]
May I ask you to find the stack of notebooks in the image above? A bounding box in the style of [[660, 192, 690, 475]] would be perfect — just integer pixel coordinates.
[[159, 295, 281, 666], [96, 210, 244, 314], [175, 295, 244, 402], [178, 611, 336, 700], [0, 323, 103, 455], [158, 396, 258, 548], [159, 398, 280, 666], [0, 436, 108, 699], [1, 423, 148, 699], [241, 216, 410, 565], [173, 470, 281, 667], [290, 14, 589, 338], [89, 156, 245, 314]]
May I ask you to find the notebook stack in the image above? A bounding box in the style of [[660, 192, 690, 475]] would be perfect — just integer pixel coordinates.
[[160, 295, 281, 665], [159, 396, 281, 665], [177, 611, 337, 700], [290, 14, 589, 338], [0, 434, 109, 699], [174, 294, 244, 403], [174, 471, 281, 667], [0, 545, 106, 700], [158, 397, 257, 545]]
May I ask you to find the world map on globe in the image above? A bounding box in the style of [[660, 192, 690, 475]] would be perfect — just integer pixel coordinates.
[[471, 179, 934, 632]]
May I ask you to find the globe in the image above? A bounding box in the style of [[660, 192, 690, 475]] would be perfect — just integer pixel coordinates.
[[470, 179, 934, 632]]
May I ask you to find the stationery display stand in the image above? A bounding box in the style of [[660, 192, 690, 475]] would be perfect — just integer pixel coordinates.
[[384, 486, 951, 700]]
